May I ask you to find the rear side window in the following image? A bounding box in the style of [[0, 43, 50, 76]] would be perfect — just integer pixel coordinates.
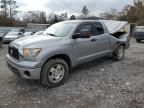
[[75, 24, 91, 33], [92, 23, 104, 36]]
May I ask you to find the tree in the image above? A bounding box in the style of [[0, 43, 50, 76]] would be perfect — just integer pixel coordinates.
[[81, 6, 89, 18], [69, 15, 76, 20], [0, 0, 8, 17], [0, 0, 18, 19], [53, 15, 59, 23], [99, 8, 119, 20], [47, 13, 67, 24], [118, 5, 131, 21], [7, 0, 18, 20], [124, 0, 144, 24], [0, 0, 18, 26], [39, 11, 47, 23], [99, 0, 144, 25], [23, 11, 47, 24], [134, 0, 144, 14], [60, 12, 68, 21]]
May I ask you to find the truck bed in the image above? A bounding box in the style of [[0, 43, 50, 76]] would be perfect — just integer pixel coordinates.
[[111, 31, 126, 39]]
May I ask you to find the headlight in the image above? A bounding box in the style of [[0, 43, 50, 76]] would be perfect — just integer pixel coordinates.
[[23, 48, 42, 58]]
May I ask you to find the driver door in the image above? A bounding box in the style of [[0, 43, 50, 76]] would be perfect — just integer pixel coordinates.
[[72, 23, 97, 65]]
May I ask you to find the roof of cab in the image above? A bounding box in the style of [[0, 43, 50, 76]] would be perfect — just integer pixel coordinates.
[[63, 20, 99, 23], [62, 20, 128, 34]]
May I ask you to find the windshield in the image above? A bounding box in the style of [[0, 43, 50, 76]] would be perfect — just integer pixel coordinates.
[[10, 29, 20, 32], [7, 32, 19, 36], [24, 32, 32, 36], [34, 31, 43, 35], [44, 22, 76, 37]]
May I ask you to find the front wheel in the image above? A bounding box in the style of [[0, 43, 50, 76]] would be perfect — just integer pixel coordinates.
[[112, 45, 125, 61], [40, 59, 69, 88], [136, 39, 141, 43]]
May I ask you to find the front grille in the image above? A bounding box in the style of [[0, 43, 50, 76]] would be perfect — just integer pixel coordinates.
[[8, 46, 19, 60]]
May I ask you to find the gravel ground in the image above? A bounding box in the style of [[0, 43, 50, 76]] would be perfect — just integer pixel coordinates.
[[0, 38, 144, 108]]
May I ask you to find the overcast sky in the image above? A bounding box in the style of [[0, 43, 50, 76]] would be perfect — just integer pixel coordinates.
[[16, 0, 133, 16]]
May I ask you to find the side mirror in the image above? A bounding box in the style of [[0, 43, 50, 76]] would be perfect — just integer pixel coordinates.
[[72, 33, 80, 39], [72, 29, 91, 39], [18, 32, 24, 37]]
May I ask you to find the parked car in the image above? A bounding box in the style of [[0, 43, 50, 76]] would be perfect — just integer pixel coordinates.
[[6, 20, 130, 88], [134, 27, 144, 42], [24, 32, 34, 37], [3, 28, 25, 43], [34, 31, 43, 35]]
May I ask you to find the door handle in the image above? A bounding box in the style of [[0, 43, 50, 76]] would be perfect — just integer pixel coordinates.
[[91, 38, 97, 42]]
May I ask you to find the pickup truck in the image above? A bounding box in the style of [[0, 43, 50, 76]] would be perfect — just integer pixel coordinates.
[[134, 27, 144, 42], [6, 20, 130, 88]]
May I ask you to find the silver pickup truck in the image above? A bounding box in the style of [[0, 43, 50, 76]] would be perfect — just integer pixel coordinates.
[[6, 20, 130, 88]]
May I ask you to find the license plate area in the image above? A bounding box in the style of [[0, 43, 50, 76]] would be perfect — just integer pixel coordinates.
[[7, 62, 20, 77]]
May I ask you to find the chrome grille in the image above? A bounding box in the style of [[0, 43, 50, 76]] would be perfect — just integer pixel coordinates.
[[8, 46, 19, 60]]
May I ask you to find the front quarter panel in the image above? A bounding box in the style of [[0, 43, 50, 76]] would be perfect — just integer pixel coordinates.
[[37, 38, 74, 67]]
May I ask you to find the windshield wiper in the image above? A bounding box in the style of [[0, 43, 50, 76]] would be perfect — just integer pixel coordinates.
[[46, 33, 57, 36]]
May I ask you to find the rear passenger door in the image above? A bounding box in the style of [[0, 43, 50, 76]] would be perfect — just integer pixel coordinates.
[[91, 22, 111, 57]]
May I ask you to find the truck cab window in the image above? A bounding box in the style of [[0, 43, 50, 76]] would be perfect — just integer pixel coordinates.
[[75, 24, 91, 33], [92, 23, 104, 36]]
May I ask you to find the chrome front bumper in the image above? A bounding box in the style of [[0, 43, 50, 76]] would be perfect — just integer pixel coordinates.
[[6, 54, 41, 80]]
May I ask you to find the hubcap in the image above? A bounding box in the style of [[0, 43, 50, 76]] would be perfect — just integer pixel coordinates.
[[48, 64, 65, 83], [118, 46, 124, 59]]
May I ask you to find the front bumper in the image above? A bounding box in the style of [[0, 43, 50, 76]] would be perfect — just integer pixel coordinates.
[[6, 54, 41, 80]]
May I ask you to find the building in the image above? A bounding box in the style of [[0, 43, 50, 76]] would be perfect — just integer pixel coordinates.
[[27, 23, 51, 30]]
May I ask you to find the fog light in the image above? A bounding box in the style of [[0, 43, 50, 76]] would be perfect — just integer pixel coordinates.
[[24, 71, 31, 77]]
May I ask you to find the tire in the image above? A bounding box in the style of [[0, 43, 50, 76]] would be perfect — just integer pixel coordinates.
[[40, 59, 69, 88], [112, 45, 125, 61], [136, 39, 141, 43]]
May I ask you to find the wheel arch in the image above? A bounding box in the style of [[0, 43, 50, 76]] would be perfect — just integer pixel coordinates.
[[120, 43, 126, 49], [41, 54, 72, 77]]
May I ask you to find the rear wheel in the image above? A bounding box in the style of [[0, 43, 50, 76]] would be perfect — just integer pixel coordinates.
[[41, 59, 69, 88], [136, 39, 141, 43], [112, 45, 125, 61]]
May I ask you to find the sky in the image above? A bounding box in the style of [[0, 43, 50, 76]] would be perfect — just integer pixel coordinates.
[[16, 0, 133, 17]]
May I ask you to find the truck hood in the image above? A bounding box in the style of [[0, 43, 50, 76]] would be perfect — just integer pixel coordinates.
[[99, 20, 128, 34], [11, 35, 62, 48]]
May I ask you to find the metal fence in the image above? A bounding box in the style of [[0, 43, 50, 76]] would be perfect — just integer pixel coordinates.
[[0, 27, 23, 34], [0, 27, 45, 34]]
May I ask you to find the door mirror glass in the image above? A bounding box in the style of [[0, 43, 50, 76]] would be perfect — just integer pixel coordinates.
[[72, 29, 91, 39]]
